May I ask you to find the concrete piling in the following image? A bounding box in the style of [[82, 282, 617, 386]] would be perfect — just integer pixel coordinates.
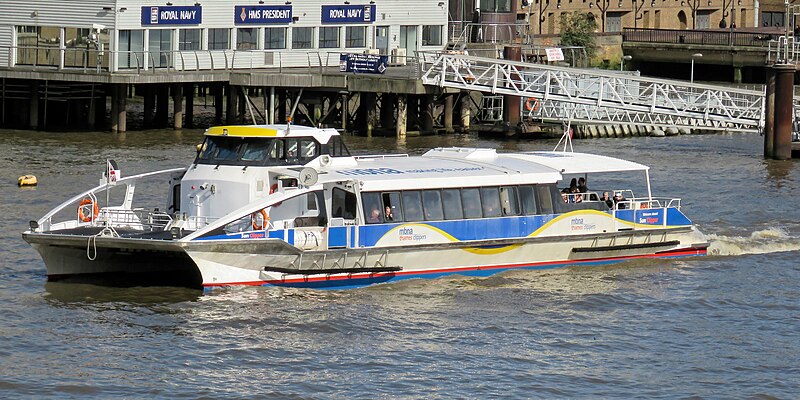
[[396, 94, 407, 138], [172, 84, 183, 130]]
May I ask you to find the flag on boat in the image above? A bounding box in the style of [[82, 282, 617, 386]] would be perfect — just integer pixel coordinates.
[[106, 159, 120, 183]]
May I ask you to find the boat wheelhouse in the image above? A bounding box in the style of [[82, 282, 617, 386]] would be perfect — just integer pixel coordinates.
[[23, 125, 708, 289]]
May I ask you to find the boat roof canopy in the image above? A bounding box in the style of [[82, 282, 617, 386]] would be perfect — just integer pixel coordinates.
[[510, 151, 650, 175], [205, 124, 340, 144]]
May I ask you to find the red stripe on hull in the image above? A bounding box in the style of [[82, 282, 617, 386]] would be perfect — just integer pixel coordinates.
[[202, 245, 708, 288]]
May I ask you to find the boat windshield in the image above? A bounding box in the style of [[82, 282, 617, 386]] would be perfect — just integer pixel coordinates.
[[195, 136, 322, 166]]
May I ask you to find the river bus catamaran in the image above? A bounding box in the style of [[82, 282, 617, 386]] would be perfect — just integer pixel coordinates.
[[23, 125, 708, 289]]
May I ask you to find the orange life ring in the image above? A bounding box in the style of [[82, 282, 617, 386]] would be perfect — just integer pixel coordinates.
[[251, 209, 270, 230], [77, 198, 98, 222], [525, 97, 540, 111], [640, 202, 649, 209]]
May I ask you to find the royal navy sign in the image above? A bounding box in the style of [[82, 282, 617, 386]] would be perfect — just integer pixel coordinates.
[[339, 53, 387, 74], [234, 5, 293, 24], [322, 5, 376, 24], [141, 6, 202, 25]]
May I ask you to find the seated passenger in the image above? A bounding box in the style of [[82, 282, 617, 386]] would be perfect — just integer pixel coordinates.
[[367, 207, 382, 223], [384, 206, 394, 221], [578, 177, 588, 193], [601, 192, 614, 208], [613, 192, 627, 209], [561, 188, 569, 203]]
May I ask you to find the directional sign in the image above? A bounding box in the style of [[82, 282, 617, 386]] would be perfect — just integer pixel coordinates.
[[339, 53, 388, 74], [141, 6, 202, 25]]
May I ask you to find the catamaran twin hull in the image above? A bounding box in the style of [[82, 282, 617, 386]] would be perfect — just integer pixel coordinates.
[[25, 209, 708, 289]]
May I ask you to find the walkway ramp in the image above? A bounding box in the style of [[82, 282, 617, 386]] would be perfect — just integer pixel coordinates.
[[420, 53, 765, 132]]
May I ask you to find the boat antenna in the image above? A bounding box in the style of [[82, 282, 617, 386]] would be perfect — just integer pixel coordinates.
[[286, 88, 304, 134]]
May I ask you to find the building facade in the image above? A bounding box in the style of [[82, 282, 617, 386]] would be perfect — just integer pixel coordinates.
[[1, 0, 448, 72]]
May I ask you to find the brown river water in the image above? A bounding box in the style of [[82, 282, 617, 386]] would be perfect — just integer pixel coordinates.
[[1, 128, 798, 398]]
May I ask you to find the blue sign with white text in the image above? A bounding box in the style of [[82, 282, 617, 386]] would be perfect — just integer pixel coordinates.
[[339, 53, 387, 74], [322, 4, 376, 24], [141, 6, 202, 25], [234, 5, 293, 24]]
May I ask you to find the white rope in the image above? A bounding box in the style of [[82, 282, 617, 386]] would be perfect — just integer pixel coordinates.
[[85, 226, 119, 261]]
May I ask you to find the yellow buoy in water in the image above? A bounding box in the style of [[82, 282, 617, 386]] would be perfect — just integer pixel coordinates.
[[18, 175, 37, 187]]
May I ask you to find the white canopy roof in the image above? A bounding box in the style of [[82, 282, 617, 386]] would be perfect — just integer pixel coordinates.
[[509, 151, 650, 175]]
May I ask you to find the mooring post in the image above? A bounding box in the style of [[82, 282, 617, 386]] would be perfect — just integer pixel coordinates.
[[459, 92, 471, 132], [772, 64, 795, 160], [396, 94, 407, 138], [503, 46, 522, 130], [764, 69, 776, 159], [172, 84, 184, 130], [444, 94, 454, 133]]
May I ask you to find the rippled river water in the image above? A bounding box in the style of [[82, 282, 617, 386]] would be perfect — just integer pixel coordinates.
[[1, 129, 799, 398]]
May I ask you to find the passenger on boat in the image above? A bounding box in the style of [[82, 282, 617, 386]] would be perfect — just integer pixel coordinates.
[[384, 206, 394, 221], [569, 178, 578, 193], [367, 207, 382, 223], [578, 177, 588, 193], [613, 192, 627, 209], [601, 192, 614, 208], [561, 189, 569, 203]]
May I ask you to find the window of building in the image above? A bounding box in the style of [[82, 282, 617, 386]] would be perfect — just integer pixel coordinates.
[[762, 12, 785, 27], [237, 28, 258, 50], [64, 27, 89, 68], [319, 27, 340, 48], [345, 26, 367, 48], [118, 29, 144, 69], [264, 27, 286, 50], [148, 29, 173, 68], [422, 25, 443, 46], [179, 29, 202, 51], [480, 0, 511, 12], [208, 28, 230, 50], [292, 27, 314, 49], [16, 26, 59, 67], [441, 189, 464, 220]]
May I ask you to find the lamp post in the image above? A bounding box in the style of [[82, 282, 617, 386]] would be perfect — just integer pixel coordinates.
[[621, 55, 632, 71], [690, 52, 702, 83]]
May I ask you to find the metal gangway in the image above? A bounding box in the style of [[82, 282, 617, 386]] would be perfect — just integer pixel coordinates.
[[419, 53, 765, 132]]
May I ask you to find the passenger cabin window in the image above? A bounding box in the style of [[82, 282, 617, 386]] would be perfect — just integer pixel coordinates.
[[422, 190, 444, 221], [461, 188, 482, 219], [441, 189, 463, 220], [480, 187, 502, 218], [332, 188, 357, 219], [362, 192, 384, 224], [401, 191, 424, 222], [500, 186, 520, 216], [382, 192, 403, 222], [537, 185, 556, 214], [519, 185, 537, 215]]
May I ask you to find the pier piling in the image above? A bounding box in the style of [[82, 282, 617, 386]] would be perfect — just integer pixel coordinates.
[[444, 94, 454, 133], [396, 94, 407, 138], [772, 64, 794, 160], [764, 69, 775, 159], [172, 84, 184, 130]]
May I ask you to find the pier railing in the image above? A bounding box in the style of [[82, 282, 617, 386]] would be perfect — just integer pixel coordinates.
[[622, 28, 777, 47]]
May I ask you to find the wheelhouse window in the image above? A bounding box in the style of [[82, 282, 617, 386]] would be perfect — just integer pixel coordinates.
[[209, 28, 230, 50], [264, 27, 286, 50], [292, 27, 313, 49], [179, 29, 202, 50], [195, 136, 320, 166], [332, 187, 357, 219], [345, 26, 367, 48], [327, 136, 352, 157], [237, 28, 259, 50], [319, 27, 340, 48]]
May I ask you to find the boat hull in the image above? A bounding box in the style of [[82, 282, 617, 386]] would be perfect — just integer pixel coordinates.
[[186, 226, 708, 289]]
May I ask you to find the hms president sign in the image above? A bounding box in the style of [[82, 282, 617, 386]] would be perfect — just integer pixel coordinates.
[[141, 6, 202, 25], [235, 5, 293, 24], [321, 5, 376, 24]]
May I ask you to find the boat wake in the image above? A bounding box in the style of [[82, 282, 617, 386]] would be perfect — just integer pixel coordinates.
[[707, 227, 800, 256]]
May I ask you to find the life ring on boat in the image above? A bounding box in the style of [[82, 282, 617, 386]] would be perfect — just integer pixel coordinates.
[[640, 202, 649, 209], [251, 209, 270, 230], [77, 198, 98, 222], [525, 97, 540, 111]]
